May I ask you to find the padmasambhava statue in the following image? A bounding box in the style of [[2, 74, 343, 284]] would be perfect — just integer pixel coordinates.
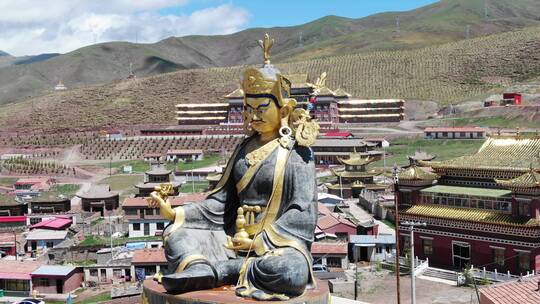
[[148, 34, 320, 301]]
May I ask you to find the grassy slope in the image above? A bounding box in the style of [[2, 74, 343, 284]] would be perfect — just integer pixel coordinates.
[[0, 26, 538, 133], [1, 0, 539, 105]]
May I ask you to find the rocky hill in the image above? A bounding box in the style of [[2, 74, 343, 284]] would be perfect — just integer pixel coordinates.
[[0, 26, 538, 133], [0, 0, 539, 105]]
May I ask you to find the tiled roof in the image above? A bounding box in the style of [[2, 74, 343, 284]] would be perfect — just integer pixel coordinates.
[[0, 260, 43, 280], [145, 165, 171, 175], [338, 153, 377, 166], [317, 214, 355, 230], [407, 151, 436, 161], [349, 234, 395, 245], [332, 169, 382, 178], [317, 202, 332, 216], [77, 185, 118, 199], [169, 193, 207, 206], [132, 248, 167, 264], [403, 204, 539, 227], [423, 136, 540, 172], [224, 88, 244, 98], [420, 185, 511, 198], [310, 242, 347, 255], [496, 169, 540, 189], [480, 276, 540, 304], [398, 165, 439, 181]]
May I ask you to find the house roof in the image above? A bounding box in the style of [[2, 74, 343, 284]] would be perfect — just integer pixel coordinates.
[[317, 214, 355, 230], [145, 165, 171, 175], [313, 138, 374, 148], [0, 216, 26, 223], [224, 88, 244, 98], [338, 99, 404, 105], [0, 194, 25, 207], [32, 265, 76, 277], [318, 193, 343, 203], [77, 185, 118, 199], [123, 197, 184, 208], [30, 217, 72, 230], [349, 234, 395, 245], [407, 151, 436, 161], [310, 242, 347, 255], [0, 260, 43, 280], [422, 136, 540, 172], [480, 276, 540, 304], [26, 229, 68, 241], [169, 193, 207, 206], [317, 202, 332, 216], [496, 169, 540, 190], [322, 131, 353, 138], [132, 248, 167, 264], [338, 153, 377, 166], [403, 204, 539, 227], [14, 177, 52, 185], [166, 149, 204, 155], [424, 127, 486, 133]]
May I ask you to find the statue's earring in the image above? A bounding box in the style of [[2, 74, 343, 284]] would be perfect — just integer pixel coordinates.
[[278, 106, 293, 147]]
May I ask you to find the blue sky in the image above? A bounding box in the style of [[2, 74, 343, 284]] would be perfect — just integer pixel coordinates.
[[161, 0, 439, 28], [1, 0, 439, 56]]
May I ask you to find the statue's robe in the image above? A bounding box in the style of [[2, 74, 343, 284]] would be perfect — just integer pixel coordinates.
[[163, 136, 318, 299]]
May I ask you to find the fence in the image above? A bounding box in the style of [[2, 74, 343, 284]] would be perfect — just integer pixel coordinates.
[[469, 265, 537, 283]]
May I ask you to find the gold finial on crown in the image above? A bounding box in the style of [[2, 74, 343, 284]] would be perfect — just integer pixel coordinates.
[[258, 33, 274, 65]]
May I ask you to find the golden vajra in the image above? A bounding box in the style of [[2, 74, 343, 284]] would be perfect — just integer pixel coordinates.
[[258, 33, 274, 65]]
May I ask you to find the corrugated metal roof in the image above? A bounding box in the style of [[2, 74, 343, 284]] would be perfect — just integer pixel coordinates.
[[26, 229, 68, 240], [349, 234, 395, 245], [32, 265, 76, 277]]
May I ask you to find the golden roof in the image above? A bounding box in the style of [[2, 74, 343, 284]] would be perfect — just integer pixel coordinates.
[[285, 73, 309, 84], [404, 204, 539, 227], [225, 88, 244, 98], [314, 86, 335, 96], [338, 153, 377, 166], [398, 165, 439, 181], [423, 136, 540, 172], [333, 88, 351, 97], [332, 168, 383, 178], [496, 169, 540, 189]]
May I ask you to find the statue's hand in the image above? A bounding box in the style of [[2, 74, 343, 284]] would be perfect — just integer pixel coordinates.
[[224, 235, 253, 251], [148, 191, 175, 221]]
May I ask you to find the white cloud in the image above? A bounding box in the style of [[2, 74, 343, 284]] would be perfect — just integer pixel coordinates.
[[0, 1, 249, 56]]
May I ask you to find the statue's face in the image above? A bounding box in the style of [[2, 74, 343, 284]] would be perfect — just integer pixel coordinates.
[[244, 97, 281, 134]]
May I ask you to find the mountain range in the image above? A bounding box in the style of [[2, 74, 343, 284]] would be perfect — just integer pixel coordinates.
[[0, 0, 539, 105]]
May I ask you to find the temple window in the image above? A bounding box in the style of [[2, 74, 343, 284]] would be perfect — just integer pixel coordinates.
[[516, 251, 531, 272], [422, 238, 433, 255], [491, 247, 505, 266], [519, 202, 531, 217], [133, 223, 141, 231]]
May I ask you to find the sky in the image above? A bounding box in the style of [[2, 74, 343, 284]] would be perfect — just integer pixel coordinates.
[[0, 0, 438, 57]]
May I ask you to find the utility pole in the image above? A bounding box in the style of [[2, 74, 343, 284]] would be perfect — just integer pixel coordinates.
[[393, 164, 401, 304], [109, 205, 114, 261], [401, 221, 427, 304], [465, 25, 471, 39]]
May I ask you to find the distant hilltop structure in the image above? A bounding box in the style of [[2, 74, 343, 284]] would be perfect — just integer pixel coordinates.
[[54, 80, 67, 91]]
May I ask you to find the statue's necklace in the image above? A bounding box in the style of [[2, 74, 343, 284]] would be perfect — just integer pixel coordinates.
[[245, 138, 280, 167]]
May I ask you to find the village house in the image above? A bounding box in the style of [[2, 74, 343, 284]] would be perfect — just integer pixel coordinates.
[[77, 185, 119, 216], [31, 265, 83, 295], [0, 260, 42, 296], [311, 242, 349, 269], [26, 229, 68, 253], [131, 248, 168, 280], [424, 127, 486, 140]]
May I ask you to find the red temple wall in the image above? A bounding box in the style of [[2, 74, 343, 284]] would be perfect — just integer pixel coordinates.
[[401, 230, 540, 275]]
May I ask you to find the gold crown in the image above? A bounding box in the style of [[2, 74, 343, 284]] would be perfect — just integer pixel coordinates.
[[241, 68, 291, 107]]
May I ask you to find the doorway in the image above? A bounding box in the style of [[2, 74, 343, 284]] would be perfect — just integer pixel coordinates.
[[452, 242, 470, 270], [56, 279, 63, 293]]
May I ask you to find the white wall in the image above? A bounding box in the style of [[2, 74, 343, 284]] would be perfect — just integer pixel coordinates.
[[128, 220, 166, 238]]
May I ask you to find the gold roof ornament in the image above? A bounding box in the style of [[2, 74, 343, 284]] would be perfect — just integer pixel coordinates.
[[258, 33, 274, 65], [398, 165, 439, 181], [338, 151, 376, 166]]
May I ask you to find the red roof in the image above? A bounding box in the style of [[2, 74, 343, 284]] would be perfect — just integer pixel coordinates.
[[480, 276, 540, 304], [424, 127, 485, 133], [0, 260, 42, 280], [322, 131, 353, 138], [14, 177, 53, 185], [0, 216, 26, 223], [310, 242, 347, 255], [317, 214, 355, 230], [132, 248, 167, 265], [318, 202, 332, 216], [30, 217, 72, 230]]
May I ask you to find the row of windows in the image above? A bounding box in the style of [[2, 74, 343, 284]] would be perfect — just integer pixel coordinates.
[[132, 222, 165, 232], [420, 194, 512, 213]]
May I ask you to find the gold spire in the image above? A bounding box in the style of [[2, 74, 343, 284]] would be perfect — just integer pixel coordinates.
[[258, 33, 274, 65]]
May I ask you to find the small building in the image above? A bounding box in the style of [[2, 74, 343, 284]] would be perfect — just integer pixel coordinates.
[[31, 265, 83, 294], [479, 275, 540, 304], [84, 247, 133, 283], [166, 149, 204, 162], [135, 165, 181, 197], [327, 152, 387, 198], [29, 216, 72, 230], [54, 80, 67, 91], [0, 215, 27, 228], [317, 214, 357, 241], [0, 194, 28, 216], [501, 92, 522, 106], [131, 248, 168, 280], [0, 232, 17, 256], [407, 151, 436, 167], [311, 138, 380, 165], [13, 177, 54, 192], [29, 192, 71, 214], [0, 260, 42, 296], [311, 242, 348, 269], [77, 185, 119, 215], [26, 229, 68, 253], [123, 194, 206, 238], [424, 127, 486, 139], [349, 234, 396, 262], [143, 153, 162, 162]]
